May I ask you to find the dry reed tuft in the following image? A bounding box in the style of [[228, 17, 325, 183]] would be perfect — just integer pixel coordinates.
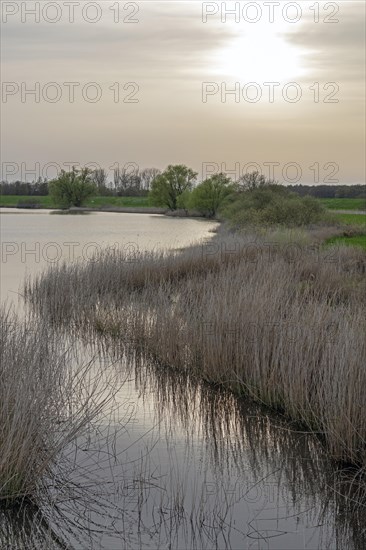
[[0, 307, 115, 503]]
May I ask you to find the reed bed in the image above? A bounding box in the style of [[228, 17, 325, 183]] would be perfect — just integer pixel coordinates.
[[0, 307, 115, 503], [25, 228, 366, 467]]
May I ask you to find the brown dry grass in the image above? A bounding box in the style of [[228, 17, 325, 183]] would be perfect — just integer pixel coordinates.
[[25, 227, 366, 467], [0, 308, 115, 503]]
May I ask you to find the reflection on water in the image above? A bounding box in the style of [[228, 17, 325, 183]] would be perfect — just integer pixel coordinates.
[[1, 211, 365, 549], [2, 345, 364, 549]]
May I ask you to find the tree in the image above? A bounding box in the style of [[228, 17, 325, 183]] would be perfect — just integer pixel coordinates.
[[237, 171, 273, 191], [112, 166, 161, 196], [149, 165, 197, 210], [92, 168, 109, 194], [49, 167, 97, 207], [113, 166, 140, 196], [189, 173, 234, 217], [140, 168, 161, 191], [176, 189, 192, 214]]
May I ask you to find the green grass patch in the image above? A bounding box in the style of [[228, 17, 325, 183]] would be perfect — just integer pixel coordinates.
[[0, 195, 150, 209], [332, 213, 366, 227], [319, 198, 366, 210], [326, 234, 366, 250], [0, 195, 54, 208]]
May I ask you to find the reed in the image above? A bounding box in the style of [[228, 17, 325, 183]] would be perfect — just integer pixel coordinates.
[[0, 307, 114, 502], [25, 227, 366, 466]]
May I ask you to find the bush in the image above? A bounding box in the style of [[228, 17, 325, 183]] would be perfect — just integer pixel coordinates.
[[223, 183, 325, 228]]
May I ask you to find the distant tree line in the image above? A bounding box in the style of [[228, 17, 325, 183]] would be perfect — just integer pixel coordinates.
[[0, 178, 49, 196], [1, 171, 365, 200], [287, 184, 366, 199], [0, 167, 162, 197]]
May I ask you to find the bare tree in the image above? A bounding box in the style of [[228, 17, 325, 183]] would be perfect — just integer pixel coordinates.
[[140, 168, 161, 191], [92, 168, 108, 194], [113, 166, 161, 196], [236, 171, 276, 191]]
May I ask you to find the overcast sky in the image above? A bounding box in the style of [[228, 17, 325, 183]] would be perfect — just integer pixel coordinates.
[[1, 1, 365, 184]]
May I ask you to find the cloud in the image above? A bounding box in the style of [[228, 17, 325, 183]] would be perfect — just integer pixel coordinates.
[[2, 3, 233, 81], [1, 1, 365, 182], [284, 2, 365, 85]]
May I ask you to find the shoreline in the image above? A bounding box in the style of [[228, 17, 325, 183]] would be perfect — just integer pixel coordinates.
[[0, 205, 213, 221], [0, 205, 164, 214]]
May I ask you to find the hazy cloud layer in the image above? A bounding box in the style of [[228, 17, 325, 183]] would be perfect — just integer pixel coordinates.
[[1, 1, 365, 183]]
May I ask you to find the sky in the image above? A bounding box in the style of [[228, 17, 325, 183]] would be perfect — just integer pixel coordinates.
[[1, 1, 365, 184]]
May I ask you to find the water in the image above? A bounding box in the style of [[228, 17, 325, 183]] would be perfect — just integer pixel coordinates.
[[0, 209, 218, 304], [0, 209, 365, 549]]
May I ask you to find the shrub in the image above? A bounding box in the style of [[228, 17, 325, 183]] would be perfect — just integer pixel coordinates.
[[223, 183, 325, 228]]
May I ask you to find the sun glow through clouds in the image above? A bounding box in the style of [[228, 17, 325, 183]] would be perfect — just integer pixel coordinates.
[[214, 24, 308, 82]]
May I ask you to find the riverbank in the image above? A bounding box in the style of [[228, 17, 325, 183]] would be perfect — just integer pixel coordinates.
[[0, 204, 163, 215], [25, 225, 366, 469]]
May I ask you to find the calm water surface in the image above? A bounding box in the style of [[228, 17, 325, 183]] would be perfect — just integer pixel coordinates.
[[0, 210, 365, 550]]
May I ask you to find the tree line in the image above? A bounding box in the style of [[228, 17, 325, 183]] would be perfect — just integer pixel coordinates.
[[0, 167, 161, 197], [1, 166, 365, 204], [287, 184, 366, 199]]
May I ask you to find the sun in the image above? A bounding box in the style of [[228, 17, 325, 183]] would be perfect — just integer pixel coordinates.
[[214, 25, 307, 82]]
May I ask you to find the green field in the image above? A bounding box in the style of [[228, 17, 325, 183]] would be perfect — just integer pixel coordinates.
[[319, 198, 366, 210], [0, 195, 150, 209], [0, 195, 54, 208], [332, 213, 366, 227], [2, 195, 365, 212]]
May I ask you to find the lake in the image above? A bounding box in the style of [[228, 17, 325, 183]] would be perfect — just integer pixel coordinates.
[[0, 209, 364, 549]]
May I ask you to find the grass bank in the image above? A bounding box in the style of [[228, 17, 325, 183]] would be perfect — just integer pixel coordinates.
[[25, 227, 366, 468], [0, 195, 150, 209]]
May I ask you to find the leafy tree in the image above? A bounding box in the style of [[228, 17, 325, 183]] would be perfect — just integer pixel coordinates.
[[49, 167, 97, 207], [149, 165, 197, 210], [189, 173, 235, 217], [176, 189, 192, 213]]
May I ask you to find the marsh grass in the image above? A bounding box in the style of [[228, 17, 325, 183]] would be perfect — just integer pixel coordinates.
[[0, 307, 117, 503], [25, 228, 366, 467]]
